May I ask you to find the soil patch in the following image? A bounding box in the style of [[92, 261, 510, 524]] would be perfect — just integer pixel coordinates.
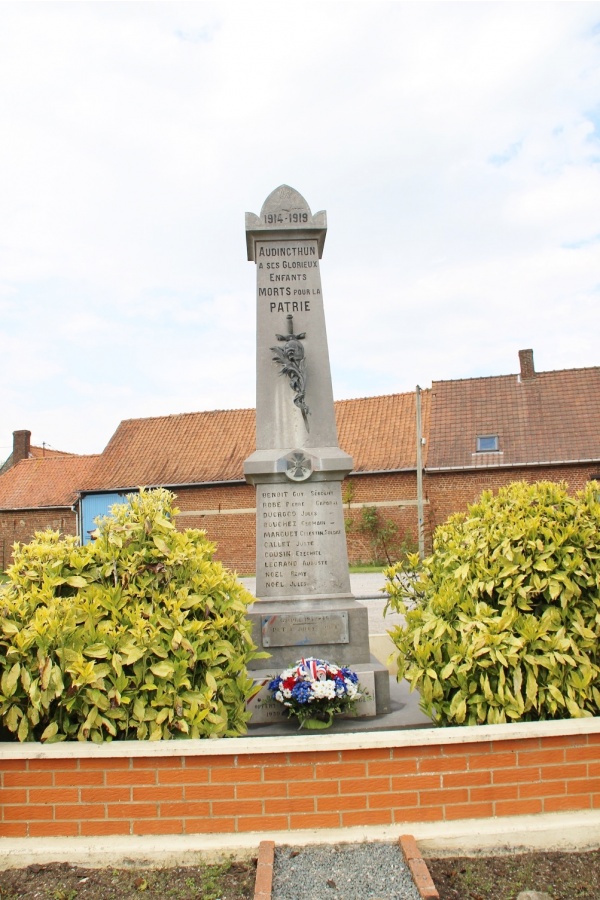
[[0, 860, 255, 900], [426, 848, 600, 899], [1, 848, 600, 899]]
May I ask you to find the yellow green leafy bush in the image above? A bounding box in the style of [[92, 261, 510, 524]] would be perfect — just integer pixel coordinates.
[[0, 489, 262, 742], [385, 481, 600, 726]]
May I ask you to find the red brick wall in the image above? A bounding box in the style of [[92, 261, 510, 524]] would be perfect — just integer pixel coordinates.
[[0, 509, 76, 572], [342, 473, 420, 565], [172, 484, 256, 574], [0, 479, 416, 574], [2, 725, 598, 838], [2, 464, 598, 573], [182, 474, 423, 571], [426, 464, 600, 546]]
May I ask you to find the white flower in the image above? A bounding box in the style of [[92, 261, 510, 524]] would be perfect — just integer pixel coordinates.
[[311, 680, 336, 700]]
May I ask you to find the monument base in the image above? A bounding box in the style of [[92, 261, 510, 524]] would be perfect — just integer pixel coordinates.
[[248, 661, 391, 726], [246, 674, 432, 735], [246, 597, 372, 670], [246, 597, 391, 723]]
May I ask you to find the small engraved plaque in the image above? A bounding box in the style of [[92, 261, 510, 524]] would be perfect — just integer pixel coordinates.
[[262, 612, 350, 648]]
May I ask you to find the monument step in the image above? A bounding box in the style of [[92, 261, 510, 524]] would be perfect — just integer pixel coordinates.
[[246, 673, 431, 735], [248, 658, 393, 726]]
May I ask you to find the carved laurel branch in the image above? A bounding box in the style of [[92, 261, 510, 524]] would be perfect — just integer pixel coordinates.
[[270, 315, 310, 431]]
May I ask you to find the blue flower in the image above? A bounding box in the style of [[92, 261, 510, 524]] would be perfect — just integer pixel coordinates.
[[340, 667, 358, 684], [291, 681, 313, 705]]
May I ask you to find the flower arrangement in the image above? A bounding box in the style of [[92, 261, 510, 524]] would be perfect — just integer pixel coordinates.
[[267, 657, 363, 729]]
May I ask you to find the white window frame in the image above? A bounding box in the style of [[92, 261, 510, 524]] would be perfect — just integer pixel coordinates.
[[476, 434, 499, 452]]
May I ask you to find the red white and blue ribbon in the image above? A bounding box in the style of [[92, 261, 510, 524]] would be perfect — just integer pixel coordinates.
[[299, 657, 327, 681]]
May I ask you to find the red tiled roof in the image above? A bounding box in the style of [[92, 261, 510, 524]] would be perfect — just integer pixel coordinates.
[[3, 394, 427, 510], [336, 391, 429, 472], [0, 445, 75, 476], [30, 446, 73, 460], [85, 394, 425, 492], [88, 408, 257, 490], [0, 455, 100, 509], [2, 360, 598, 510], [427, 366, 600, 470]]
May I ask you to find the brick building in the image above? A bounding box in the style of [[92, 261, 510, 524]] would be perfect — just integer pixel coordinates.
[[425, 349, 600, 531], [1, 350, 599, 572]]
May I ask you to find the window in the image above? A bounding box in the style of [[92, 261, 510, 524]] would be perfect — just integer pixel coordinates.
[[477, 434, 499, 452]]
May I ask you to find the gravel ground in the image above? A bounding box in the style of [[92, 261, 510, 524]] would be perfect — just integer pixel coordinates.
[[272, 843, 422, 900]]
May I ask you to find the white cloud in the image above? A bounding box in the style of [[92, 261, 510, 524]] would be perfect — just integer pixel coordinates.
[[1, 2, 599, 459]]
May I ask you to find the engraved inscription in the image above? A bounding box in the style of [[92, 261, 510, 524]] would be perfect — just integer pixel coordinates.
[[263, 211, 309, 225], [257, 241, 321, 308], [260, 485, 344, 589], [247, 679, 288, 724], [262, 612, 350, 648], [341, 671, 377, 718]]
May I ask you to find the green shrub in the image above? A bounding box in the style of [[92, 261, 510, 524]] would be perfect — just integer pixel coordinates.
[[0, 489, 263, 742], [385, 481, 600, 726]]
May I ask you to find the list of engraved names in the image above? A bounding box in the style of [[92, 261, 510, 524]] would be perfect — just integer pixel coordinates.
[[259, 485, 342, 591]]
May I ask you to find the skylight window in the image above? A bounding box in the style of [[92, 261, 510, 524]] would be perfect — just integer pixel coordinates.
[[477, 435, 499, 452]]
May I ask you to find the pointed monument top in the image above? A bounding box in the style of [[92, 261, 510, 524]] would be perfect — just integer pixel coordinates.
[[245, 185, 327, 261], [260, 184, 312, 218]]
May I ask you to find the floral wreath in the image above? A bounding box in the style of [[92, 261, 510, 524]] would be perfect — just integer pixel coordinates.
[[267, 657, 363, 729]]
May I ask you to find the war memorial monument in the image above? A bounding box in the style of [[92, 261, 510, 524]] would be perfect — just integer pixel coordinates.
[[244, 185, 391, 724]]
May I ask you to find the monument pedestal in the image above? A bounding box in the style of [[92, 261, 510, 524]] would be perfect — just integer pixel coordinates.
[[244, 185, 390, 726], [246, 596, 392, 723]]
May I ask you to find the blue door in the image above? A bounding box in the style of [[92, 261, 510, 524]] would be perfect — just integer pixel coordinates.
[[80, 492, 131, 544]]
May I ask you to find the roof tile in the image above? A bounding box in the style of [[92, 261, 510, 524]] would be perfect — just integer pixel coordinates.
[[0, 392, 426, 508], [0, 455, 100, 509], [427, 366, 600, 469]]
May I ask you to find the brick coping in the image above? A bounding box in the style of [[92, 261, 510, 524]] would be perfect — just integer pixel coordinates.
[[2, 716, 599, 760], [400, 835, 439, 899]]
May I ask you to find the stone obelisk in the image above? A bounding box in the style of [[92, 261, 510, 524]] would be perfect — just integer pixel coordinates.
[[244, 186, 390, 722]]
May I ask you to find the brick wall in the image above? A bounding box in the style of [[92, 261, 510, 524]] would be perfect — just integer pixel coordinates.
[[342, 473, 421, 564], [176, 475, 423, 570], [426, 464, 600, 543], [0, 509, 77, 571], [2, 464, 598, 573], [172, 484, 257, 574], [2, 721, 598, 838]]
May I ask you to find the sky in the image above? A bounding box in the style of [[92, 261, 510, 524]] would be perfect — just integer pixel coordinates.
[[1, 2, 600, 459]]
